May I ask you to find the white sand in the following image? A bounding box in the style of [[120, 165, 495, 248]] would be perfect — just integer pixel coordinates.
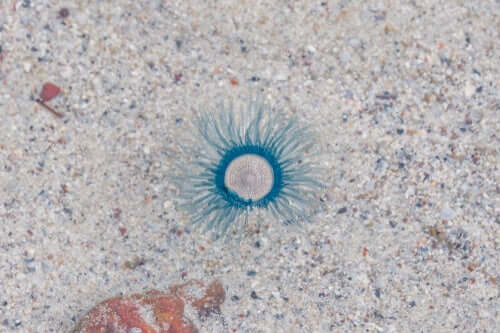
[[0, 0, 498, 332]]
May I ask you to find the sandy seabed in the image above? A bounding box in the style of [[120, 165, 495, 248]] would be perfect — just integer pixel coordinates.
[[0, 1, 498, 332]]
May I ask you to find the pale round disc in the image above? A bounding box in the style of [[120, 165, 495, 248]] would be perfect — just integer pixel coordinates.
[[224, 154, 274, 201]]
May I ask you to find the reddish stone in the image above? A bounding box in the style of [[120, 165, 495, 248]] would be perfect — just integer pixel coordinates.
[[40, 82, 61, 101], [113, 208, 122, 219], [119, 227, 127, 236], [74, 280, 225, 333]]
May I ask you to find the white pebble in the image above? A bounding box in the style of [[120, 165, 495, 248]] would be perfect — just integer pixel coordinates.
[[163, 200, 173, 209], [306, 45, 317, 53], [464, 81, 475, 97], [23, 62, 32, 72]]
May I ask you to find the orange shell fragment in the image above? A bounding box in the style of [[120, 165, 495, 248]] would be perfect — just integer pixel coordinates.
[[74, 280, 225, 333]]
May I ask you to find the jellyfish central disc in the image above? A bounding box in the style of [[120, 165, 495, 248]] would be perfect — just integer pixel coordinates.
[[224, 154, 274, 201]]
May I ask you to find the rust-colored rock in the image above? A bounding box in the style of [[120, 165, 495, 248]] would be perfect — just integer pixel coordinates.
[[74, 280, 225, 333]]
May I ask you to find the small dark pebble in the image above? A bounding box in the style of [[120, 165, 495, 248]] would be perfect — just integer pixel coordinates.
[[409, 300, 416, 307], [231, 295, 239, 301], [58, 8, 69, 18], [337, 207, 347, 214], [475, 86, 483, 93], [254, 241, 260, 248], [396, 128, 404, 135], [375, 288, 381, 298], [247, 270, 256, 277], [175, 40, 182, 49], [2, 301, 7, 306], [376, 92, 397, 100], [22, 0, 31, 8], [440, 55, 451, 66], [398, 162, 405, 169], [375, 157, 385, 170], [250, 291, 258, 299], [250, 76, 260, 82]]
